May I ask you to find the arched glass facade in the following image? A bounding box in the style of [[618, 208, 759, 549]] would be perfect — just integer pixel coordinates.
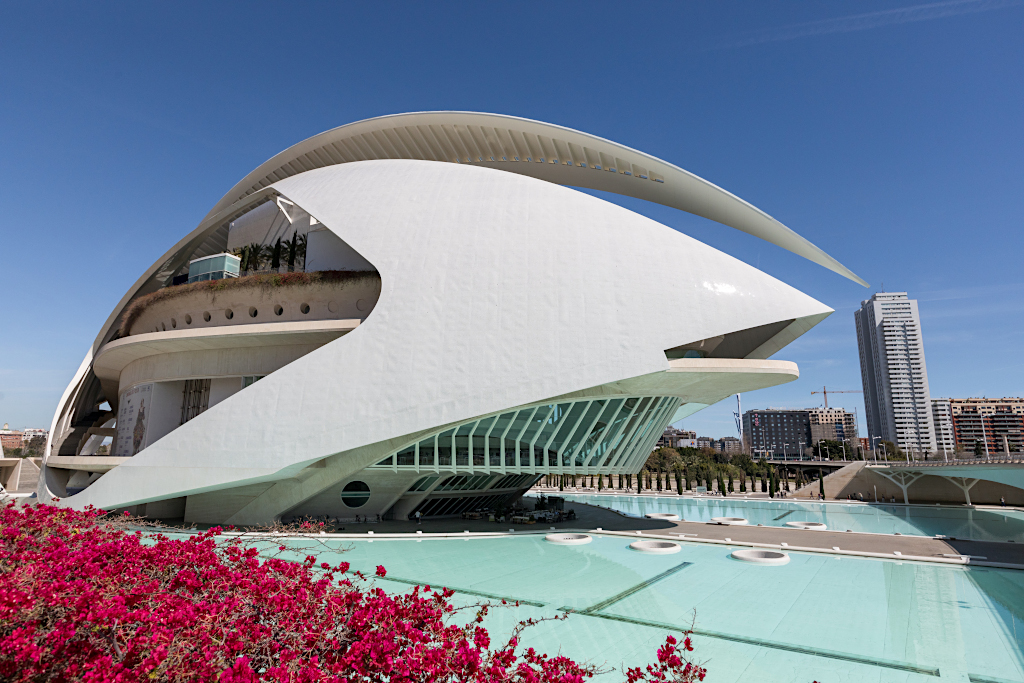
[[370, 395, 679, 475]]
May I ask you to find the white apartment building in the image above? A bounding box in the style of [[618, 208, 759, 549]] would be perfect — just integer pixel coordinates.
[[930, 398, 957, 456], [855, 292, 936, 454]]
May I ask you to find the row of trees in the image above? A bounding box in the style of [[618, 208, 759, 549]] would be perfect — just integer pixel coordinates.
[[2, 436, 45, 459], [541, 446, 828, 498], [233, 231, 307, 274]]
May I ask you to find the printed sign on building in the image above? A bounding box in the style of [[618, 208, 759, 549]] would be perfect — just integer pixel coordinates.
[[115, 383, 153, 456]]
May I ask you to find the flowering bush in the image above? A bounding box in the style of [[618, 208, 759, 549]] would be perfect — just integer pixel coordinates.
[[0, 503, 706, 682]]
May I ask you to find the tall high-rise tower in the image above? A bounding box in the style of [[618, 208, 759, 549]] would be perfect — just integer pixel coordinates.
[[854, 292, 936, 455]]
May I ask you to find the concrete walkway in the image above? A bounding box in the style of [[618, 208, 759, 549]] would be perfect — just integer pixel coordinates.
[[301, 500, 1024, 569]]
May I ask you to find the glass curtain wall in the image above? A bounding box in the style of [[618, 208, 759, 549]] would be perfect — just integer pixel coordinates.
[[370, 395, 679, 475]]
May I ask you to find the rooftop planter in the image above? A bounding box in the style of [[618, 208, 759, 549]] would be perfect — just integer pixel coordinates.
[[120, 270, 379, 337]]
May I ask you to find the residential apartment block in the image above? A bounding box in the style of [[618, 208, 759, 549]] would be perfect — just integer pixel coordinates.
[[930, 397, 1024, 455], [930, 398, 957, 455]]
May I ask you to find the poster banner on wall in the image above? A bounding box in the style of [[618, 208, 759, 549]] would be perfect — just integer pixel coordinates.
[[115, 383, 153, 456]]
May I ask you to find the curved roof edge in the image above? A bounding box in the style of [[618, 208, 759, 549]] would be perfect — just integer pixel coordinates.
[[206, 111, 866, 286]]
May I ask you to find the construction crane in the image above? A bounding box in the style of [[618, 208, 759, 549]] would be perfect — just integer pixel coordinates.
[[811, 386, 862, 409]]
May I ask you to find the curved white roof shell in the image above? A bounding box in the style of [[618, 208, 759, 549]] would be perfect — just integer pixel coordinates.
[[51, 160, 831, 515], [206, 111, 865, 286]]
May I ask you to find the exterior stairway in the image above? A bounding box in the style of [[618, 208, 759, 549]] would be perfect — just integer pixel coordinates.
[[792, 461, 866, 499], [16, 458, 40, 494]]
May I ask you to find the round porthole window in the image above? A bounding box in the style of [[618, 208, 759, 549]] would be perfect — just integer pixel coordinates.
[[225, 309, 234, 320], [249, 306, 258, 318], [184, 314, 192, 325], [300, 303, 310, 314], [341, 481, 370, 508], [274, 304, 283, 316], [171, 318, 177, 329], [203, 311, 211, 322]]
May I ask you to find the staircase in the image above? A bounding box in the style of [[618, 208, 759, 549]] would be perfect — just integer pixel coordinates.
[[16, 459, 40, 494], [793, 461, 866, 499]]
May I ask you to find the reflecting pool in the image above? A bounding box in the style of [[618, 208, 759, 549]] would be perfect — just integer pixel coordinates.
[[278, 533, 1024, 682], [546, 493, 1024, 542]]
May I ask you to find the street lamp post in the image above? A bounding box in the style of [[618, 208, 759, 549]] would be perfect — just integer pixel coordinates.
[[872, 436, 881, 463], [818, 439, 826, 461]]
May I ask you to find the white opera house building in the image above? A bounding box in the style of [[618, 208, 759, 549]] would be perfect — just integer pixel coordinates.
[[42, 112, 863, 524]]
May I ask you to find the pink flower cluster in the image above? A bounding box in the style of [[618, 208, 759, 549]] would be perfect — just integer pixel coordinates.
[[0, 503, 705, 682]]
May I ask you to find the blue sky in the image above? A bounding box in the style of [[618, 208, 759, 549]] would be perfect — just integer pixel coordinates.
[[1, 1, 1022, 439]]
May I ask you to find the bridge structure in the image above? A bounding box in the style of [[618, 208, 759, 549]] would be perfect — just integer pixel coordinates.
[[868, 458, 1024, 505]]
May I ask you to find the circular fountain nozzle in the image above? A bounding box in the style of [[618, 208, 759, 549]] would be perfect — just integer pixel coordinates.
[[629, 540, 682, 554], [545, 533, 593, 545], [731, 549, 790, 565]]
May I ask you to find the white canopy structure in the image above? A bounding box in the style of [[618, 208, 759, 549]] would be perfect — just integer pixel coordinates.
[[209, 111, 865, 286]]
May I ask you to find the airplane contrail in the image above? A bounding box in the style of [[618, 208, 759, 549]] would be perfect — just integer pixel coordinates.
[[713, 0, 1021, 50]]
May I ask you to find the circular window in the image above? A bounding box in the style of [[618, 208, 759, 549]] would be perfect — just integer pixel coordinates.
[[274, 304, 283, 316], [203, 311, 211, 322], [184, 314, 192, 325], [341, 481, 370, 508], [249, 306, 258, 318], [356, 298, 367, 312], [327, 300, 338, 313], [300, 303, 310, 314], [225, 309, 234, 320], [171, 318, 177, 329]]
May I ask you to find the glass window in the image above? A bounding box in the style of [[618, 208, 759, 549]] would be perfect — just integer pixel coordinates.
[[535, 403, 572, 450], [396, 445, 415, 466], [437, 429, 454, 466], [549, 402, 589, 453], [565, 401, 606, 465], [409, 476, 438, 492], [417, 436, 436, 467], [341, 481, 370, 508], [520, 406, 551, 446]]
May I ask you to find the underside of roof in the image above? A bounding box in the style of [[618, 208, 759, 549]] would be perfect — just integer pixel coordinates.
[[205, 111, 866, 286]]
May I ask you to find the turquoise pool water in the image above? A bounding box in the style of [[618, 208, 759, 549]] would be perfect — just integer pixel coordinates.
[[547, 493, 1024, 542], [284, 533, 1024, 683]]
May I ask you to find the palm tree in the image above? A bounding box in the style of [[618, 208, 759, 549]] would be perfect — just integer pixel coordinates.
[[283, 230, 299, 271], [231, 246, 248, 272], [247, 242, 265, 272]]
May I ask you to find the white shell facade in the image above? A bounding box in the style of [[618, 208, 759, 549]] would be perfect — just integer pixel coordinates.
[[42, 112, 856, 525]]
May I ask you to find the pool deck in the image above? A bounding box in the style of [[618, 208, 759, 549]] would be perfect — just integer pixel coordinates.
[[306, 499, 1024, 569]]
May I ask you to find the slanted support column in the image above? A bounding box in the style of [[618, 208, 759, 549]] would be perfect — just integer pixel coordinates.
[[941, 477, 980, 506], [873, 469, 926, 505]]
